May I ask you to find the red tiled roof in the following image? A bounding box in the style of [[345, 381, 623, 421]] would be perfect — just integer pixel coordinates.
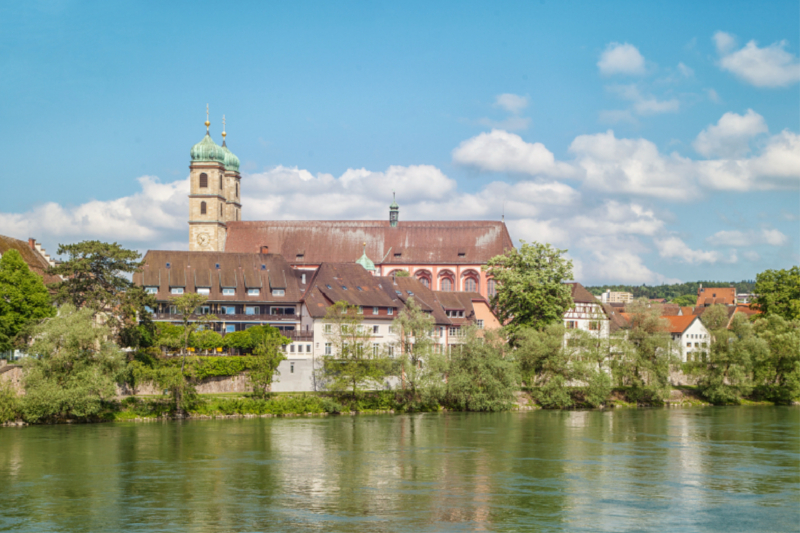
[[224, 220, 514, 265], [696, 287, 736, 307], [663, 315, 698, 334]]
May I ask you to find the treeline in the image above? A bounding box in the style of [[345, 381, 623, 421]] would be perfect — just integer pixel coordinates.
[[585, 280, 756, 301]]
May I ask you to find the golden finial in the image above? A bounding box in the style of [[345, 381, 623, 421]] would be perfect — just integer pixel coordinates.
[[204, 104, 210, 132], [222, 114, 227, 139]]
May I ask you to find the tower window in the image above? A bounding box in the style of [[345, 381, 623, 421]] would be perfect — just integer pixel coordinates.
[[220, 204, 223, 216], [200, 201, 207, 215], [236, 183, 239, 198], [199, 173, 208, 188], [219, 176, 223, 190]]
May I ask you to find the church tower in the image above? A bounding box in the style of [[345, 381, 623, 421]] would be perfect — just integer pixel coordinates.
[[189, 106, 229, 251], [220, 115, 242, 224]]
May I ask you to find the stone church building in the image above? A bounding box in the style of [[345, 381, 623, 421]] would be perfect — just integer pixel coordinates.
[[187, 117, 513, 300]]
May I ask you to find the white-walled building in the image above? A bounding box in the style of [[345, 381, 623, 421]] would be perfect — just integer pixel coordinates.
[[664, 315, 710, 362], [564, 283, 611, 339]]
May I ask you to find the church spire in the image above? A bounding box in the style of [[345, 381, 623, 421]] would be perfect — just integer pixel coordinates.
[[205, 103, 210, 133]]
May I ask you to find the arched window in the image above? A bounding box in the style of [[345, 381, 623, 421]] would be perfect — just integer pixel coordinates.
[[440, 278, 452, 291], [199, 173, 208, 188], [220, 203, 223, 217], [235, 183, 239, 198], [464, 277, 477, 293], [200, 201, 207, 215], [219, 176, 223, 190], [488, 279, 497, 297]]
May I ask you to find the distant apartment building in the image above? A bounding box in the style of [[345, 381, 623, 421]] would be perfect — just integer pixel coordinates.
[[600, 290, 634, 304]]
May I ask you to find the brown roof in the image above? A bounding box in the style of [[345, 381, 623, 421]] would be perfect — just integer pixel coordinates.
[[602, 303, 629, 332], [0, 234, 60, 285], [696, 286, 736, 307], [224, 220, 514, 265], [661, 304, 682, 316], [304, 263, 402, 318], [567, 282, 599, 304], [133, 251, 304, 303]]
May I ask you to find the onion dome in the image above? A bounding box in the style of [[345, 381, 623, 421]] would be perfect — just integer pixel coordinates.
[[190, 133, 226, 163], [356, 243, 376, 271], [221, 141, 240, 173]]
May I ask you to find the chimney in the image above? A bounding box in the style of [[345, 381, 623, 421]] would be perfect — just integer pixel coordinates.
[[28, 238, 35, 249], [260, 246, 269, 254]]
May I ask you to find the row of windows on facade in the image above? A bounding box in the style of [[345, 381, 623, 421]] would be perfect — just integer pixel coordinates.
[[163, 304, 295, 316], [320, 342, 471, 357], [148, 287, 285, 297], [198, 173, 239, 197], [199, 201, 240, 220], [565, 320, 602, 330], [196, 323, 297, 334], [321, 323, 478, 336]]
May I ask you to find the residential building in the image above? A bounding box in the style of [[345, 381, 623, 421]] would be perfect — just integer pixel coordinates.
[[600, 290, 633, 304], [663, 315, 710, 363], [696, 284, 736, 307], [564, 283, 611, 338]]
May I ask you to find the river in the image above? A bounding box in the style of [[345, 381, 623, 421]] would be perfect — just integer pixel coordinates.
[[1, 407, 798, 532]]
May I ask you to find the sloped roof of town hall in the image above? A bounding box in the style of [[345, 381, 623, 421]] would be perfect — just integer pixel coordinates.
[[224, 220, 514, 265]]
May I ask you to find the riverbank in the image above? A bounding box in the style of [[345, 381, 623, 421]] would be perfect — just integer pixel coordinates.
[[3, 386, 790, 427]]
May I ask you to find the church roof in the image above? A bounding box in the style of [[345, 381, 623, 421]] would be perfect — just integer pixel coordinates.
[[224, 220, 514, 265]]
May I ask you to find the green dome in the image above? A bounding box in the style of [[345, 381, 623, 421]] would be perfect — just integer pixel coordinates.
[[356, 249, 376, 271], [221, 142, 240, 173], [190, 133, 226, 163]]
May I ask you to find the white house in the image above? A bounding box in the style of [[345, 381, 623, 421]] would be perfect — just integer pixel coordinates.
[[664, 315, 710, 362], [564, 283, 611, 339]]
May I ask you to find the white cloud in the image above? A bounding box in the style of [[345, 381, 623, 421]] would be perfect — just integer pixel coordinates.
[[708, 228, 788, 247], [569, 130, 697, 199], [705, 88, 721, 103], [494, 93, 528, 114], [452, 129, 577, 177], [693, 109, 768, 158], [608, 84, 679, 116], [479, 93, 531, 131], [715, 31, 800, 87], [598, 42, 646, 76], [590, 249, 671, 285], [655, 236, 724, 264]]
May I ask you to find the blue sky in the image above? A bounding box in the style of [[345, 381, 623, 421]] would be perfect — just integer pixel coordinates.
[[1, 0, 798, 284]]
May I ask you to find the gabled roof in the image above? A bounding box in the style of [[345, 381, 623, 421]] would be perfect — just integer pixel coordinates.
[[0, 234, 60, 285], [224, 220, 514, 265], [303, 263, 401, 318], [133, 251, 304, 302], [696, 286, 736, 307], [566, 282, 599, 304], [663, 315, 701, 334], [602, 303, 629, 332]]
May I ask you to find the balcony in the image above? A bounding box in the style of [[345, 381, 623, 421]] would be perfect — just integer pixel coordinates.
[[151, 313, 299, 323]]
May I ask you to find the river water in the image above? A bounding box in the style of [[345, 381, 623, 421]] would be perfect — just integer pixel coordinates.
[[0, 408, 798, 532]]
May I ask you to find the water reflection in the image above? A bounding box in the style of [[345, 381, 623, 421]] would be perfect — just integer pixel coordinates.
[[1, 408, 798, 532]]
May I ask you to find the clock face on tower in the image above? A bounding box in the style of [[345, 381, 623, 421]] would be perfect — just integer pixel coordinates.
[[197, 233, 210, 247]]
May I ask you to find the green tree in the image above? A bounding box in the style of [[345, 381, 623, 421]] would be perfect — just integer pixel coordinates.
[[752, 314, 800, 403], [169, 293, 216, 414], [154, 323, 183, 353], [671, 294, 697, 307], [116, 286, 157, 350], [611, 299, 677, 404], [21, 305, 125, 422], [222, 331, 255, 354], [248, 326, 290, 398], [753, 267, 800, 320], [191, 329, 223, 354], [696, 313, 764, 404], [320, 301, 391, 401], [393, 297, 447, 408], [0, 382, 20, 423], [446, 328, 519, 411], [47, 241, 143, 312], [0, 249, 55, 353], [483, 241, 574, 342], [700, 304, 730, 331]]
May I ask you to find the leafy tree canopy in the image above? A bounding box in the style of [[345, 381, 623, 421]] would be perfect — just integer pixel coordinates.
[[585, 280, 755, 301], [47, 241, 143, 312], [0, 249, 55, 352], [484, 241, 574, 340], [753, 267, 800, 321]]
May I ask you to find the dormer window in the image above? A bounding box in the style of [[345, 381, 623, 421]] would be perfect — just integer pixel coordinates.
[[296, 254, 304, 260], [388, 308, 394, 315], [197, 288, 210, 295], [326, 284, 332, 289], [166, 262, 171, 269], [261, 264, 266, 270], [215, 263, 220, 269], [341, 286, 348, 291], [222, 288, 235, 296], [145, 287, 158, 294], [272, 289, 285, 297], [171, 287, 184, 295], [247, 288, 260, 296]]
